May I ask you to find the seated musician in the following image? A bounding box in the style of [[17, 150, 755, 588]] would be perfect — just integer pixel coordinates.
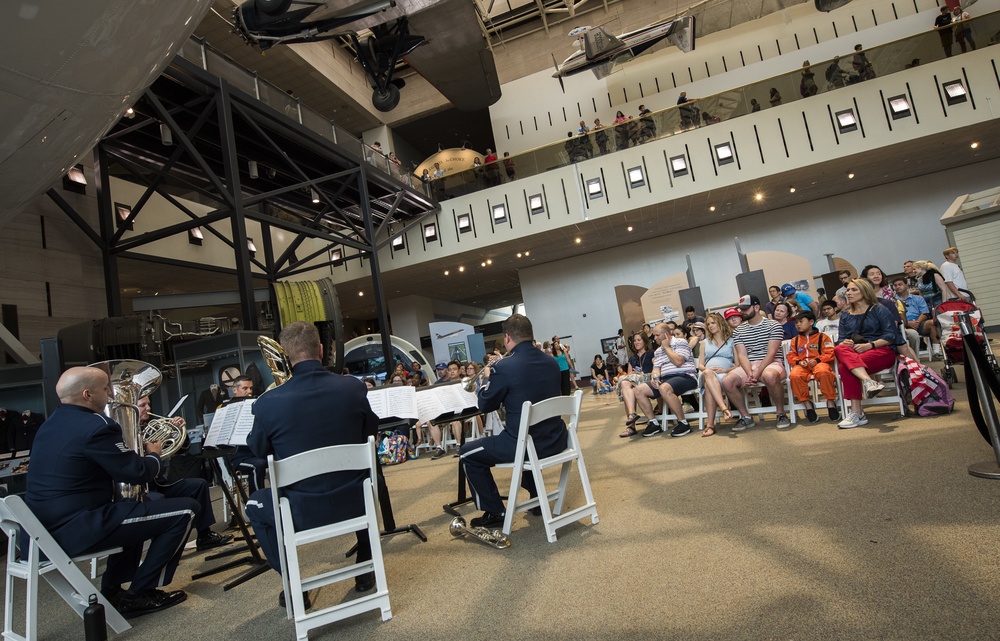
[[222, 376, 267, 495], [459, 314, 567, 529], [244, 322, 379, 607], [25, 367, 198, 617], [137, 396, 232, 551]]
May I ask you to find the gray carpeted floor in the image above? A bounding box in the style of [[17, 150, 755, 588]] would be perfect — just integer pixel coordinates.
[[5, 368, 1000, 640]]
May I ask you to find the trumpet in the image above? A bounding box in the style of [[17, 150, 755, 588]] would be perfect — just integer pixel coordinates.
[[460, 353, 506, 393], [449, 516, 511, 549]]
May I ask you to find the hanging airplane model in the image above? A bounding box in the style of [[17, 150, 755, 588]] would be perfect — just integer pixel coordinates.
[[551, 16, 697, 88], [232, 0, 501, 113]]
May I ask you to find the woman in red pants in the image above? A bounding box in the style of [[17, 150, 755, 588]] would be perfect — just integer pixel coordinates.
[[834, 279, 901, 429]]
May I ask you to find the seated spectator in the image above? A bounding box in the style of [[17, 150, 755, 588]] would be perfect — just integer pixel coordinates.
[[724, 307, 744, 331], [834, 279, 901, 429], [590, 355, 612, 394], [765, 285, 782, 318], [689, 322, 706, 354], [617, 333, 655, 437], [681, 306, 705, 331], [816, 299, 840, 337], [785, 310, 840, 423], [628, 323, 698, 438], [781, 283, 820, 316], [835, 270, 853, 298], [861, 265, 896, 301], [772, 302, 797, 339], [893, 276, 940, 360], [912, 260, 952, 310], [769, 87, 782, 107], [722, 295, 791, 431], [698, 312, 736, 437], [701, 111, 721, 125]]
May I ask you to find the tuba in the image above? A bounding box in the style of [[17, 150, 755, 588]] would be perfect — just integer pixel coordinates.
[[258, 335, 291, 388], [89, 360, 163, 502], [449, 516, 511, 549]]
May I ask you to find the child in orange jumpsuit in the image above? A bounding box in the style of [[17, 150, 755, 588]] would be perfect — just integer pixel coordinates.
[[786, 310, 840, 423]]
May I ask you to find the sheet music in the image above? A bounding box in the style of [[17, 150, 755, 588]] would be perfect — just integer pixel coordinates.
[[415, 389, 447, 424], [204, 404, 237, 448], [228, 400, 256, 446], [367, 386, 418, 420]]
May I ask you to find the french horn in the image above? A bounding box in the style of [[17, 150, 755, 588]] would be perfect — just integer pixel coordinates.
[[449, 516, 511, 549]]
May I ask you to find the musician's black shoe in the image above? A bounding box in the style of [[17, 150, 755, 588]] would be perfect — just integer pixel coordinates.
[[101, 585, 125, 608], [196, 531, 234, 551], [278, 590, 312, 610], [528, 507, 543, 516], [117, 589, 187, 618], [355, 572, 376, 593], [470, 511, 505, 529]]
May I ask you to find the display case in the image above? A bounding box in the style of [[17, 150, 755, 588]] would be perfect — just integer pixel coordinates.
[[0, 364, 44, 491], [171, 331, 275, 429]]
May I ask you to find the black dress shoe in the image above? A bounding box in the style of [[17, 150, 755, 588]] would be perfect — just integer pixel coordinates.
[[117, 589, 186, 618], [469, 511, 505, 529], [278, 590, 312, 609], [196, 531, 234, 551], [101, 585, 125, 608], [528, 507, 543, 516], [355, 571, 376, 593]]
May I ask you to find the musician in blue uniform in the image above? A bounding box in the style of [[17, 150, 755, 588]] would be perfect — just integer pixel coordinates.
[[244, 321, 380, 607], [221, 376, 267, 495], [25, 366, 198, 618], [459, 314, 568, 529]]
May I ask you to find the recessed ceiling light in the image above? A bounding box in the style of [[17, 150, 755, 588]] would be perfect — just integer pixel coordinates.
[[458, 266, 465, 272], [444, 270, 450, 275], [789, 187, 796, 193], [358, 291, 364, 296], [486, 259, 492, 265], [754, 193, 763, 201], [575, 237, 582, 244], [971, 142, 979, 149], [709, 205, 716, 212], [481, 261, 486, 267], [847, 172, 855, 179], [517, 252, 522, 258], [627, 226, 633, 231], [525, 251, 530, 256]]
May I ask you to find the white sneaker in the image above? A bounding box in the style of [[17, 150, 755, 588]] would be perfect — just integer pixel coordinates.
[[862, 378, 885, 399], [838, 411, 868, 429]]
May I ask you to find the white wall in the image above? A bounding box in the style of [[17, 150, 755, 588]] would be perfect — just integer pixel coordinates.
[[519, 156, 1000, 362]]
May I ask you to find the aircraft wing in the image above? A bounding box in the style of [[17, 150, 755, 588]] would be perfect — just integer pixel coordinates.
[[403, 0, 501, 111]]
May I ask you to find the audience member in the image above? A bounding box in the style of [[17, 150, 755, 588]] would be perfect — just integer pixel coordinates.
[[893, 276, 940, 360], [590, 355, 612, 394], [835, 270, 853, 298], [852, 44, 876, 81], [773, 302, 797, 339], [934, 7, 954, 57], [940, 247, 970, 301], [952, 6, 976, 53], [681, 306, 705, 331], [630, 323, 699, 438], [698, 312, 735, 437], [912, 260, 952, 310], [781, 283, 819, 316], [785, 310, 840, 423], [722, 295, 791, 431], [769, 87, 782, 107], [618, 333, 655, 437], [816, 300, 840, 337], [834, 279, 900, 429]]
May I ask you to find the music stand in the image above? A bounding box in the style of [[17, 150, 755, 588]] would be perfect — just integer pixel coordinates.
[[189, 446, 270, 590]]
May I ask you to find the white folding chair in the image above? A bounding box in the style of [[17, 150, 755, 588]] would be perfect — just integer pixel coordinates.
[[1, 495, 131, 641], [659, 379, 706, 431], [840, 356, 907, 418], [267, 436, 391, 641], [497, 390, 598, 543], [738, 342, 804, 424]]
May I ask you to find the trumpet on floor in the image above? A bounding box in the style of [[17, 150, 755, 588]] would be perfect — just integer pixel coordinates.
[[449, 517, 511, 549]]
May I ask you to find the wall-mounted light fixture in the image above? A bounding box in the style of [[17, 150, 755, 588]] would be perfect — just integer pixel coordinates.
[[943, 79, 968, 105], [330, 248, 342, 262], [62, 164, 88, 194], [391, 234, 405, 249], [491, 203, 508, 224], [835, 109, 858, 133], [586, 178, 603, 199], [669, 155, 688, 177], [188, 227, 204, 246], [159, 123, 173, 146], [457, 213, 472, 232], [424, 222, 438, 242], [247, 238, 257, 258], [627, 166, 645, 188], [248, 160, 259, 179], [528, 194, 545, 214], [714, 142, 734, 165], [886, 95, 911, 119]]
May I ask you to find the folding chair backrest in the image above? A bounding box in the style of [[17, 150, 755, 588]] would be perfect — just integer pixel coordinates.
[[268, 438, 377, 492]]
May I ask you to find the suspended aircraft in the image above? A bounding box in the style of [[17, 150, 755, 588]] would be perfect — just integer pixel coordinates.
[[232, 0, 501, 113], [0, 0, 215, 225], [551, 16, 696, 87]]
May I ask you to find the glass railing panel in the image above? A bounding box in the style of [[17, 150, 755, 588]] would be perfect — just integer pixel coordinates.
[[204, 49, 258, 96]]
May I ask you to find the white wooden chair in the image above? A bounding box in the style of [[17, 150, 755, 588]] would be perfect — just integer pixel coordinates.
[[737, 342, 805, 424], [840, 355, 907, 418], [496, 390, 598, 542], [1, 495, 131, 641], [268, 436, 391, 641], [659, 377, 707, 431]]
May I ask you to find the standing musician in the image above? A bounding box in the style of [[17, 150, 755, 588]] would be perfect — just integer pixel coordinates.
[[25, 367, 198, 617], [137, 396, 233, 551], [459, 314, 567, 530], [244, 322, 380, 607]]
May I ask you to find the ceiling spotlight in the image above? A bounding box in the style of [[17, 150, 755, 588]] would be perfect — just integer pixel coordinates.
[[847, 172, 855, 179], [124, 107, 135, 119], [481, 261, 486, 267], [159, 123, 173, 146], [311, 188, 320, 203], [444, 269, 450, 275], [524, 251, 530, 256], [627, 226, 633, 232], [248, 160, 259, 179], [486, 259, 492, 265], [517, 252, 522, 258], [971, 142, 979, 149], [789, 187, 796, 193], [459, 266, 465, 272], [358, 291, 364, 296], [754, 193, 763, 201], [709, 205, 716, 212], [575, 237, 582, 244]]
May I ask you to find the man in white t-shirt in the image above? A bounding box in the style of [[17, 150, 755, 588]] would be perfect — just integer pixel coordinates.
[[940, 247, 969, 301]]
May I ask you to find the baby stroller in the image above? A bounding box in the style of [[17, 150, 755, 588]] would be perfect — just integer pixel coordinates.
[[934, 293, 997, 386]]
